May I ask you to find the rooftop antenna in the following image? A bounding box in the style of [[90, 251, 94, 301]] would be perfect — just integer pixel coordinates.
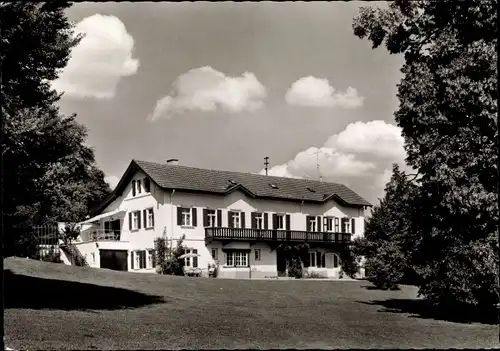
[[317, 150, 322, 182], [264, 156, 269, 176]]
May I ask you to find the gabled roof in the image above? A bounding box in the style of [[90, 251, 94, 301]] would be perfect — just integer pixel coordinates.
[[94, 160, 372, 215]]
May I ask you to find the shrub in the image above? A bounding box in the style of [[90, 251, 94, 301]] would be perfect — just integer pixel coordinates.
[[154, 234, 186, 276], [307, 272, 326, 279]]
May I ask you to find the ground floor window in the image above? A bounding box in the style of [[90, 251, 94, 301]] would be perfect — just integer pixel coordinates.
[[224, 250, 249, 267], [184, 248, 198, 268], [131, 250, 155, 269], [308, 251, 325, 268]]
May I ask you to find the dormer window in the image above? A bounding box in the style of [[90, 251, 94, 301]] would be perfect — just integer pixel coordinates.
[[307, 187, 316, 193], [269, 183, 278, 189], [228, 179, 237, 186]]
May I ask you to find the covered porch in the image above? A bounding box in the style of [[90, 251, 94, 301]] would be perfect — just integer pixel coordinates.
[[79, 209, 127, 242]]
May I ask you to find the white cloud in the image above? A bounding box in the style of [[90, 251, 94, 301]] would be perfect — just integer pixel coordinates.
[[149, 66, 267, 121], [105, 175, 120, 190], [261, 120, 411, 205], [52, 14, 139, 99], [285, 76, 364, 108], [325, 120, 406, 161]]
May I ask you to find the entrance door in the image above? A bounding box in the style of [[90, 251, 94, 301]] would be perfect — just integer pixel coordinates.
[[276, 252, 287, 277], [100, 249, 128, 271]]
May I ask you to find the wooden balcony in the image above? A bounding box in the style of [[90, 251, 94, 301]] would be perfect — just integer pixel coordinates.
[[205, 227, 351, 244]]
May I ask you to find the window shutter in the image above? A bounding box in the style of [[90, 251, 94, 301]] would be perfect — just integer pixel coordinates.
[[351, 218, 355, 234], [132, 180, 136, 196], [241, 212, 245, 228], [193, 249, 198, 268], [224, 251, 228, 265], [321, 253, 325, 268], [203, 209, 208, 227], [316, 251, 321, 267], [217, 209, 222, 227], [143, 209, 147, 227], [316, 216, 321, 232], [251, 212, 257, 229], [272, 214, 278, 229], [228, 211, 234, 228], [151, 210, 155, 227], [152, 250, 157, 267], [144, 178, 150, 192], [341, 218, 346, 233], [177, 207, 182, 225], [323, 217, 328, 231], [137, 212, 141, 229], [286, 214, 290, 230], [104, 221, 110, 232], [306, 216, 311, 231], [130, 251, 134, 270], [141, 251, 146, 268], [129, 213, 132, 230], [192, 207, 197, 227], [264, 213, 269, 229]]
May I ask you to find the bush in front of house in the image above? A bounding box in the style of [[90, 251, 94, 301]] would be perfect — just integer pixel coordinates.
[[154, 234, 186, 276]]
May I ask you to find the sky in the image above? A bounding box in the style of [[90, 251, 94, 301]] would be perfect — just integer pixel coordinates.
[[56, 2, 409, 205]]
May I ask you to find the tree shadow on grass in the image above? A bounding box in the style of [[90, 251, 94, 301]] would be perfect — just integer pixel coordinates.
[[359, 299, 498, 325], [361, 285, 401, 291], [4, 270, 165, 311]]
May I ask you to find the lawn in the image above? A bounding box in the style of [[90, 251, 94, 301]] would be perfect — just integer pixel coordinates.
[[4, 258, 498, 350]]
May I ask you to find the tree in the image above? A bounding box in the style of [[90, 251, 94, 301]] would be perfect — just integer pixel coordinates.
[[353, 0, 498, 307], [2, 3, 111, 257], [362, 164, 419, 289]]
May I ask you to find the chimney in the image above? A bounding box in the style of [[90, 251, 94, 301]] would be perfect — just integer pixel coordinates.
[[166, 158, 179, 165]]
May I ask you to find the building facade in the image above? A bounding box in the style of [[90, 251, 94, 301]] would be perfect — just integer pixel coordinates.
[[68, 160, 371, 279]]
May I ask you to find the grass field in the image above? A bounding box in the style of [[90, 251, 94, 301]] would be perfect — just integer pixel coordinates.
[[4, 258, 498, 349]]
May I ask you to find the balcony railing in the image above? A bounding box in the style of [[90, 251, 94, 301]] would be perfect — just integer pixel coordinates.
[[85, 229, 122, 241], [205, 227, 351, 244]]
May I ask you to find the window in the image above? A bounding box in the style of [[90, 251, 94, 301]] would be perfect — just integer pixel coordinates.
[[276, 214, 285, 230], [131, 211, 141, 230], [254, 249, 261, 261], [207, 209, 216, 227], [343, 218, 351, 234], [184, 249, 198, 268], [232, 211, 241, 228], [148, 249, 155, 268], [307, 216, 317, 232], [134, 250, 147, 269], [212, 248, 218, 261], [144, 178, 151, 193], [144, 208, 154, 228], [182, 208, 192, 226], [136, 179, 142, 194], [325, 217, 333, 232], [309, 252, 317, 267], [178, 207, 197, 227], [255, 213, 264, 229], [334, 217, 340, 232], [91, 253, 95, 264], [225, 250, 249, 267]]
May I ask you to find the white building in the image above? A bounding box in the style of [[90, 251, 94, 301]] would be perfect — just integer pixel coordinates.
[[66, 159, 371, 279]]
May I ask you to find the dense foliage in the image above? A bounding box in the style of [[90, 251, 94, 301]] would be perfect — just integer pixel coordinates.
[[154, 235, 186, 276], [362, 165, 419, 289], [1, 3, 111, 257], [353, 0, 498, 306]]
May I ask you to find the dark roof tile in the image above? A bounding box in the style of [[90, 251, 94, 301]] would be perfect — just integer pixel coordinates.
[[134, 160, 371, 207]]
